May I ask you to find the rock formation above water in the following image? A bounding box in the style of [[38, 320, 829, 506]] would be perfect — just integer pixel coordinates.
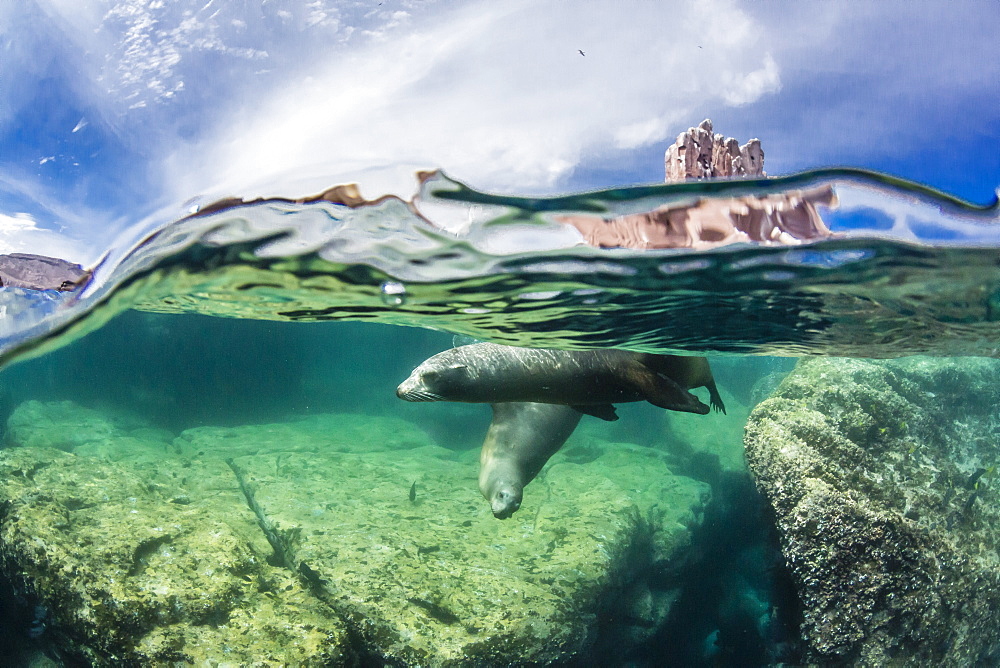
[[744, 357, 1000, 665], [0, 253, 90, 292], [664, 118, 764, 181], [559, 119, 835, 249], [0, 402, 709, 665]]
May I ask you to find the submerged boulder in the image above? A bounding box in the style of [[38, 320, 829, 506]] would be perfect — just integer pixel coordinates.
[[1, 402, 708, 664], [744, 357, 1000, 666], [4, 400, 159, 451], [0, 445, 351, 665], [229, 436, 708, 665]]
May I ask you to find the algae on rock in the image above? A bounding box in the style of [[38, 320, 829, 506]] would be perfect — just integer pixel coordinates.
[[2, 401, 709, 665], [744, 357, 1000, 666], [4, 400, 165, 452], [228, 434, 708, 665], [0, 438, 352, 663]]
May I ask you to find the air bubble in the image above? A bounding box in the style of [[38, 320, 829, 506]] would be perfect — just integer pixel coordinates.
[[380, 281, 408, 306]]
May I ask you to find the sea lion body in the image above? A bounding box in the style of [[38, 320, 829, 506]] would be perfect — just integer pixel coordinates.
[[479, 402, 582, 519], [397, 343, 724, 416]]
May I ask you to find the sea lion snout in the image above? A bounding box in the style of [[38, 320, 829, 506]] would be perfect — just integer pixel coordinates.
[[396, 369, 441, 402], [491, 487, 522, 519], [395, 376, 420, 400], [396, 360, 473, 402]]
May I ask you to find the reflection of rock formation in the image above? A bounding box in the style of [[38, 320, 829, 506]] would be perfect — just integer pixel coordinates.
[[665, 119, 764, 181], [0, 253, 90, 291], [744, 358, 1000, 665], [560, 119, 836, 249], [193, 183, 376, 218], [564, 186, 836, 249]]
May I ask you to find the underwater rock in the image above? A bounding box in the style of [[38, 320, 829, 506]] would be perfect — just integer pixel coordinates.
[[744, 357, 1000, 665], [4, 400, 160, 452], [229, 436, 708, 665], [0, 446, 352, 664], [0, 253, 90, 292], [174, 411, 437, 458], [1, 402, 708, 664]]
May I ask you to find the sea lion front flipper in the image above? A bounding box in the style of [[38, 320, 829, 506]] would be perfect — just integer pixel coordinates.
[[644, 372, 710, 415], [571, 404, 619, 421]]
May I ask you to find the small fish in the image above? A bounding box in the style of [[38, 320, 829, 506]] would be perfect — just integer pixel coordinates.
[[417, 544, 440, 556], [578, 49, 585, 57], [966, 467, 988, 490], [409, 480, 417, 503], [407, 597, 459, 625]]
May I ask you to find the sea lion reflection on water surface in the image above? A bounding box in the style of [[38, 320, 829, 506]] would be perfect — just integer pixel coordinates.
[[396, 343, 725, 417]]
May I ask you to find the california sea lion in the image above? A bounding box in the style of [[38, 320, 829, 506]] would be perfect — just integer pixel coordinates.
[[396, 343, 725, 417], [479, 402, 582, 519]]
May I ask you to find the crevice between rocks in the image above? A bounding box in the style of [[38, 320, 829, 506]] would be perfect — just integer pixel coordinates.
[[226, 458, 286, 569], [225, 457, 392, 666]]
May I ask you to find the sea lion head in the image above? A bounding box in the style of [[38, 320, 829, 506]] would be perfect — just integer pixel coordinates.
[[396, 358, 473, 402], [486, 478, 523, 520]]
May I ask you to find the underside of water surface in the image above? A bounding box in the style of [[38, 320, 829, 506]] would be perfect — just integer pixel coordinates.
[[1, 167, 998, 368]]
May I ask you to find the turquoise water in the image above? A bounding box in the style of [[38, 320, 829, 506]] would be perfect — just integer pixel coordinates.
[[1, 170, 999, 665]]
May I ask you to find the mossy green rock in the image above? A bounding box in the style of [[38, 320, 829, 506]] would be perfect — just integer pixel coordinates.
[[744, 357, 1000, 666], [4, 400, 166, 451], [3, 402, 707, 665], [230, 438, 707, 665], [0, 445, 352, 665]]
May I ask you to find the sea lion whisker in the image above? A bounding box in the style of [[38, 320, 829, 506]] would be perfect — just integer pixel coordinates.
[[406, 390, 442, 402]]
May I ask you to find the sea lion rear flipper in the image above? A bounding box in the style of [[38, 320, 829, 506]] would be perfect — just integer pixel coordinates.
[[571, 404, 619, 421], [645, 372, 710, 415], [707, 382, 726, 414]]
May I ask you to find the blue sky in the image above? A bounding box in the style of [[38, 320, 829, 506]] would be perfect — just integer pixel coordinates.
[[1, 0, 998, 263]]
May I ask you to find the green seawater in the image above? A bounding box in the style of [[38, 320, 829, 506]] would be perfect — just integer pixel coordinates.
[[0, 313, 800, 665]]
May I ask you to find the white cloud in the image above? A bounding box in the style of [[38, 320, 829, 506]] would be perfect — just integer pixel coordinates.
[[722, 54, 780, 106], [732, 1, 1000, 174], [0, 214, 86, 263], [165, 0, 782, 201], [27, 0, 373, 124]]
